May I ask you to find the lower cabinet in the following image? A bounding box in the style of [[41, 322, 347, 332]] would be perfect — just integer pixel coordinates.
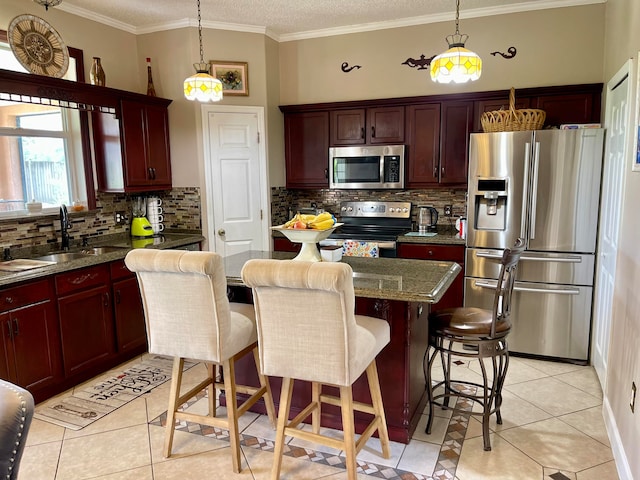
[[273, 236, 301, 253], [398, 243, 464, 309], [0, 279, 63, 393], [110, 260, 147, 353], [56, 265, 116, 377]]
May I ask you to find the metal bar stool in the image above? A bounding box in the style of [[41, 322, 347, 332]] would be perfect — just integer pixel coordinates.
[[424, 238, 525, 451]]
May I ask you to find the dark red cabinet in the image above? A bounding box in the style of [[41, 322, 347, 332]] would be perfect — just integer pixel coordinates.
[[439, 101, 473, 185], [93, 98, 172, 193], [56, 265, 115, 377], [330, 106, 404, 145], [0, 279, 62, 393], [406, 103, 441, 186], [110, 260, 147, 353], [285, 111, 330, 188]]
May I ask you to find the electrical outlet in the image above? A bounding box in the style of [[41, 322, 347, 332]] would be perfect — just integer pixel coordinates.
[[444, 205, 453, 217], [114, 212, 127, 225], [631, 382, 637, 413]]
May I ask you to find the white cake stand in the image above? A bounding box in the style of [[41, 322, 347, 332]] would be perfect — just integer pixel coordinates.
[[271, 223, 343, 262]]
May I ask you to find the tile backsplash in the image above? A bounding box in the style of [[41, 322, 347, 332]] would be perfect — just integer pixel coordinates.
[[0, 187, 202, 251], [271, 187, 467, 229]]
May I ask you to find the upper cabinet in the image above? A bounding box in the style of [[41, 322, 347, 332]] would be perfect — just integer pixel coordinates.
[[330, 106, 405, 145], [93, 97, 173, 193], [281, 83, 603, 190], [284, 111, 330, 189], [405, 101, 472, 187]]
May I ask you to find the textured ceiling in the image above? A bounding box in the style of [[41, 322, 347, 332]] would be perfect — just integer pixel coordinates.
[[54, 0, 603, 40]]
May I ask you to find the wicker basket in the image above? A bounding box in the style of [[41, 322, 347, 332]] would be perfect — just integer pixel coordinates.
[[481, 88, 546, 132]]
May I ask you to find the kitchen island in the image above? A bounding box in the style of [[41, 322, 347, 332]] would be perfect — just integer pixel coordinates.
[[223, 251, 461, 444]]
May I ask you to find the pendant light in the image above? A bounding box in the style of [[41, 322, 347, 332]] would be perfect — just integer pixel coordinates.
[[33, 0, 62, 10], [430, 0, 482, 84], [183, 0, 223, 102]]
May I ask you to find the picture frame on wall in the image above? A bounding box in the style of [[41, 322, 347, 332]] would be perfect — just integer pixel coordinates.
[[209, 60, 249, 96]]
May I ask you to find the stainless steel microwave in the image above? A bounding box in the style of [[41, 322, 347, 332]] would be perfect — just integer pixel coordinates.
[[329, 145, 405, 189]]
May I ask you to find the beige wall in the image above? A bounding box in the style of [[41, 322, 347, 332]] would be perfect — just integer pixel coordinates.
[[278, 5, 605, 105], [602, 1, 640, 478], [2, 0, 139, 91]]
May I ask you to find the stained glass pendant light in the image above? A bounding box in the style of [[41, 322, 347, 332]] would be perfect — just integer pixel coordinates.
[[183, 0, 223, 102], [33, 0, 62, 11], [430, 0, 482, 84]]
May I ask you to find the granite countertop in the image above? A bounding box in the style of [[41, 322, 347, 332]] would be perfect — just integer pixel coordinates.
[[223, 251, 461, 304], [0, 232, 205, 288], [396, 226, 465, 246], [273, 225, 465, 246]]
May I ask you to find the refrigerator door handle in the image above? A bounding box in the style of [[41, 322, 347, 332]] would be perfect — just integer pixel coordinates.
[[474, 280, 580, 295], [475, 251, 582, 263], [520, 254, 583, 263], [521, 143, 531, 240], [529, 142, 541, 240]]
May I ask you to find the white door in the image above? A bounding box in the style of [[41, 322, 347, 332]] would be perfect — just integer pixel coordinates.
[[202, 106, 270, 256], [592, 61, 631, 388]]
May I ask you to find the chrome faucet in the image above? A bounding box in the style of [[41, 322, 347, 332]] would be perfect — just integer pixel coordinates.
[[60, 204, 71, 251]]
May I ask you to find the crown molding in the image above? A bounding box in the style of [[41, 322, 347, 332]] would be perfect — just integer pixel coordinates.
[[57, 0, 606, 42]]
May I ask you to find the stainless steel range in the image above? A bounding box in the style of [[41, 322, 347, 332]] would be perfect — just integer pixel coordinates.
[[320, 201, 412, 257]]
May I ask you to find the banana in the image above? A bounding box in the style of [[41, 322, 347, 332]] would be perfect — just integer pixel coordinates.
[[310, 218, 335, 230], [313, 212, 333, 223]]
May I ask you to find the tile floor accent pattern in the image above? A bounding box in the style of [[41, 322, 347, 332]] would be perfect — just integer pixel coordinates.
[[20, 354, 620, 480]]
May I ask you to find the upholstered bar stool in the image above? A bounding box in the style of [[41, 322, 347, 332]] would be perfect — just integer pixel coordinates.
[[125, 249, 275, 473], [424, 238, 525, 451], [242, 259, 391, 480], [0, 379, 34, 480]]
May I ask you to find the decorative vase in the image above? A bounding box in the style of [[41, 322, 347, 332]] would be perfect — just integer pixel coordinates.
[[90, 57, 105, 86], [146, 57, 157, 96]]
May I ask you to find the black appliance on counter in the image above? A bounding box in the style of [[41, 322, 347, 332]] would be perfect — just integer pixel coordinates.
[[319, 201, 412, 257]]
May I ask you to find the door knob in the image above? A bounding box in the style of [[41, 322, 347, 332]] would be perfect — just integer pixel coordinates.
[[218, 229, 226, 236]]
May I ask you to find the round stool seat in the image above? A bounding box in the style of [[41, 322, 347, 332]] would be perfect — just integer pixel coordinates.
[[429, 307, 511, 337]]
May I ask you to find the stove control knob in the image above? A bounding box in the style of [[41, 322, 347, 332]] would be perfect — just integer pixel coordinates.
[[341, 206, 347, 212], [403, 207, 409, 213], [389, 207, 395, 213], [347, 207, 353, 212]]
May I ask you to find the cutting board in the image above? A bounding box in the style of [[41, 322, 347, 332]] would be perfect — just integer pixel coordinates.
[[0, 259, 56, 272]]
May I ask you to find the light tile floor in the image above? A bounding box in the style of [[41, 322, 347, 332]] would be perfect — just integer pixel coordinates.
[[20, 354, 620, 480]]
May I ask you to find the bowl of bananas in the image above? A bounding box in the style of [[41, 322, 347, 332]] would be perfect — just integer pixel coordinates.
[[272, 212, 343, 262]]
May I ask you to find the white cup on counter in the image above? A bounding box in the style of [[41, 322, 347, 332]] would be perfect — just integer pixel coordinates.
[[151, 222, 164, 234], [147, 206, 163, 215]]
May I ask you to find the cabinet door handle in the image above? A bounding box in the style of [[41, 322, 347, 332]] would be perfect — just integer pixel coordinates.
[[152, 167, 157, 179], [12, 318, 18, 337], [433, 166, 438, 178], [371, 125, 375, 138], [115, 290, 121, 305], [5, 320, 12, 340], [441, 166, 445, 176], [360, 127, 365, 139], [103, 292, 110, 307], [324, 168, 328, 179]]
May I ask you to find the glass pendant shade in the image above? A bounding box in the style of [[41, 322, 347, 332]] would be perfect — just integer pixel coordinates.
[[430, 44, 482, 84], [184, 63, 223, 102], [184, 0, 223, 102]]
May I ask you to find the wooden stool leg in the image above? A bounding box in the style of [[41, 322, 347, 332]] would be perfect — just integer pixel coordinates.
[[207, 363, 216, 417], [163, 357, 185, 457], [340, 385, 357, 480], [311, 382, 321, 434], [253, 347, 276, 427], [272, 377, 294, 480], [223, 358, 242, 473], [366, 361, 390, 458]]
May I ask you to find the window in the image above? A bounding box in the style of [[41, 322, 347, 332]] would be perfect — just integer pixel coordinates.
[[0, 31, 90, 217]]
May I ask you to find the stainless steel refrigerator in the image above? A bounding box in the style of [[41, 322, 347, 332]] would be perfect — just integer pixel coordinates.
[[464, 129, 604, 363]]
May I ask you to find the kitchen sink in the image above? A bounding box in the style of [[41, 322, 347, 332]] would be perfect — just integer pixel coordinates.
[[33, 246, 128, 263], [78, 246, 128, 255], [34, 252, 88, 263]]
